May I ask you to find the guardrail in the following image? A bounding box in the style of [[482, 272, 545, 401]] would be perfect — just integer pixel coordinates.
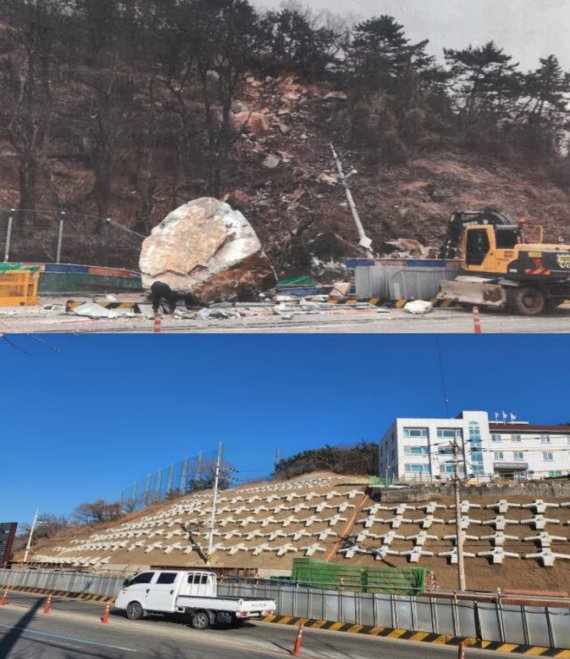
[[1, 568, 569, 648]]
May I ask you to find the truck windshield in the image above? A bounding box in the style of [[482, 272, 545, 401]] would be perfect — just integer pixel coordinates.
[[126, 572, 154, 586]]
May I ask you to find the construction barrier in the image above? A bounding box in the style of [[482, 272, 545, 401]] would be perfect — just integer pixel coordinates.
[[0, 267, 40, 306], [1, 569, 570, 652]]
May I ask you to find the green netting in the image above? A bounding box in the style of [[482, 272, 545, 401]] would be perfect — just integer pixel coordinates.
[[0, 263, 39, 272], [291, 558, 429, 594], [276, 276, 317, 288]]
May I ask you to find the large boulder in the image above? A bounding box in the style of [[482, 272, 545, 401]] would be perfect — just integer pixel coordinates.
[[140, 198, 275, 303]]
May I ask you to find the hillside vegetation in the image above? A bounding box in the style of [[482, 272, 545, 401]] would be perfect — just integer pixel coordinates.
[[1, 0, 569, 272]]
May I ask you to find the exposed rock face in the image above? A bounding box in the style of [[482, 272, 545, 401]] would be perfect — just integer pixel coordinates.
[[140, 198, 275, 302]]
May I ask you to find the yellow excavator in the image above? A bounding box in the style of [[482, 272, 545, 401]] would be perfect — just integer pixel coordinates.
[[438, 210, 570, 315]]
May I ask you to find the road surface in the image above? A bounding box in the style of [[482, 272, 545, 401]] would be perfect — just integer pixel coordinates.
[[0, 591, 526, 658], [1, 298, 570, 333]]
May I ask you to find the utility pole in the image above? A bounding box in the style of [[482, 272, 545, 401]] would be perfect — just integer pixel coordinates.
[[452, 437, 466, 591], [207, 442, 223, 559], [330, 144, 374, 258], [23, 509, 39, 563]]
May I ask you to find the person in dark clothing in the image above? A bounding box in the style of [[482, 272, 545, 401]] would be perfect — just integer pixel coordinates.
[[150, 281, 177, 313]]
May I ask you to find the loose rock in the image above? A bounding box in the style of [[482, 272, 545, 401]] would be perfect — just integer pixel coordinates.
[[139, 198, 276, 303]]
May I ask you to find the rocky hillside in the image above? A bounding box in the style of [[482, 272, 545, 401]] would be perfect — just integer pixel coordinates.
[[225, 75, 570, 278], [4, 71, 569, 277]]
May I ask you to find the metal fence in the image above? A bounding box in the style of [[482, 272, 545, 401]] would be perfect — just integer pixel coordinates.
[[219, 580, 570, 648], [352, 258, 461, 301], [1, 568, 569, 648], [0, 568, 123, 599], [119, 450, 219, 512], [0, 208, 143, 269]]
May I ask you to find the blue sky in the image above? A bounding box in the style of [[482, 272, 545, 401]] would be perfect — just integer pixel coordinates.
[[1, 334, 569, 525]]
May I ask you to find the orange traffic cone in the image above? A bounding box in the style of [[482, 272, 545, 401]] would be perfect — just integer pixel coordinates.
[[458, 641, 466, 658], [291, 620, 305, 656], [101, 601, 111, 624], [43, 594, 52, 615], [0, 589, 8, 606], [472, 306, 482, 334], [153, 309, 162, 333]]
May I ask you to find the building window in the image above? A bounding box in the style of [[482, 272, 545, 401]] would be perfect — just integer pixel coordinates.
[[403, 427, 428, 438], [512, 435, 522, 442], [440, 464, 465, 475], [491, 434, 501, 442], [494, 451, 504, 460], [404, 446, 428, 456], [513, 451, 525, 460], [437, 445, 454, 455], [472, 464, 485, 475], [543, 452, 554, 461], [405, 463, 430, 473], [468, 422, 481, 439], [541, 436, 551, 444], [437, 428, 463, 439]]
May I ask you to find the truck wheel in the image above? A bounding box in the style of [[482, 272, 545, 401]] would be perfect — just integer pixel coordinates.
[[191, 611, 210, 630], [510, 286, 545, 316], [126, 601, 144, 620]]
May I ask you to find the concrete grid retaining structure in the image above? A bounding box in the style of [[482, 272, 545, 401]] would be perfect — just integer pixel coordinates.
[[1, 568, 570, 651]]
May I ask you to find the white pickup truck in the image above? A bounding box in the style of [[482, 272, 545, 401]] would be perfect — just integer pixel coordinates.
[[114, 570, 276, 630]]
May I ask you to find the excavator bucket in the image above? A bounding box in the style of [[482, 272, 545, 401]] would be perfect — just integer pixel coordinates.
[[438, 277, 507, 308]]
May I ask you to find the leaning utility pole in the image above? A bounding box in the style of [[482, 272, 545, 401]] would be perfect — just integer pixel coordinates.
[[23, 509, 39, 563], [452, 438, 466, 591], [207, 442, 223, 559], [330, 144, 374, 258]]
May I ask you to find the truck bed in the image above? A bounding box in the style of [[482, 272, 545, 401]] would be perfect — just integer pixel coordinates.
[[176, 595, 275, 613]]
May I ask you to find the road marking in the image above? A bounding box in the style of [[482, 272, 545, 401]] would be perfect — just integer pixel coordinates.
[[0, 622, 137, 653]]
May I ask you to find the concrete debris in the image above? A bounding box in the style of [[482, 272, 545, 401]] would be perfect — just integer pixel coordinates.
[[139, 197, 276, 304], [329, 282, 352, 299], [262, 154, 281, 169], [70, 302, 136, 319], [317, 172, 337, 186], [322, 91, 348, 101], [383, 238, 429, 259], [404, 300, 433, 315]]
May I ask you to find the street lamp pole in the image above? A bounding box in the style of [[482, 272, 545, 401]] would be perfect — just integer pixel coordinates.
[[452, 438, 466, 591]]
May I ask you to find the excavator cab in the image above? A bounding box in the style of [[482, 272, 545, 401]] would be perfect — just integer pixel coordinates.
[[464, 224, 522, 270], [465, 227, 491, 266]]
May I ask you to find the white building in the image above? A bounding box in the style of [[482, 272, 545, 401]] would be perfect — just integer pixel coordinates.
[[378, 411, 570, 482]]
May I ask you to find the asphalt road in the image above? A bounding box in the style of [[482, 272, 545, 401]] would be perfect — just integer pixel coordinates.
[[1, 300, 570, 333], [0, 591, 525, 658]]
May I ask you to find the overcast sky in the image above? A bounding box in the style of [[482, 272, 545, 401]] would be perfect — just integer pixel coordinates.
[[253, 0, 570, 71]]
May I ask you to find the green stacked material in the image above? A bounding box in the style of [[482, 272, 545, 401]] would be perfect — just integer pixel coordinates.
[[276, 276, 317, 288], [0, 263, 39, 271], [291, 558, 429, 594]]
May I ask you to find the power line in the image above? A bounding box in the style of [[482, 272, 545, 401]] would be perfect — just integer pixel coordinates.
[[435, 336, 450, 417]]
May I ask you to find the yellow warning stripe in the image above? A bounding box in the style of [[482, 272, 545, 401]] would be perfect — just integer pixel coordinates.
[[260, 616, 570, 656]]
